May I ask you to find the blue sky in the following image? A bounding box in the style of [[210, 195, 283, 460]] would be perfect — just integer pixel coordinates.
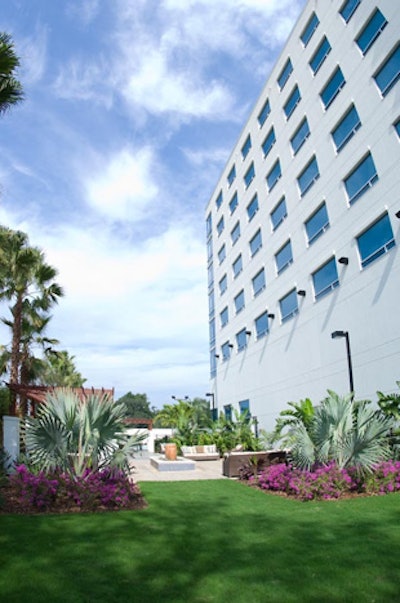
[[0, 0, 305, 407]]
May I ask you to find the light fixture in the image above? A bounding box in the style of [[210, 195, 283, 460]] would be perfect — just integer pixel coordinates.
[[297, 289, 306, 297], [245, 330, 252, 336], [214, 354, 220, 358], [338, 256, 349, 265], [267, 313, 275, 319], [331, 330, 346, 339], [396, 210, 400, 219], [228, 343, 234, 348], [331, 330, 354, 395]]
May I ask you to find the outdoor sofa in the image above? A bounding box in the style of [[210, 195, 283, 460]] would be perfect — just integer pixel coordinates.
[[222, 449, 287, 478], [181, 444, 220, 461]]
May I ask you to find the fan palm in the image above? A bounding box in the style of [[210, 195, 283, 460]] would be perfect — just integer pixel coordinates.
[[0, 32, 24, 114]]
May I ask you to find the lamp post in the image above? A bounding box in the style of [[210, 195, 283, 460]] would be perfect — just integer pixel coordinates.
[[205, 392, 217, 421], [331, 330, 354, 395]]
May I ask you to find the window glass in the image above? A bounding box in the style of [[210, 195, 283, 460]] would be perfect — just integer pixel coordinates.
[[301, 12, 319, 47], [278, 59, 293, 90], [232, 254, 243, 278], [219, 274, 227, 295], [207, 238, 213, 261], [279, 289, 298, 323], [255, 311, 269, 339], [229, 192, 238, 214], [305, 203, 329, 245], [267, 159, 282, 191], [320, 67, 346, 109], [239, 399, 250, 418], [236, 328, 248, 352], [290, 117, 310, 155], [206, 214, 212, 240], [356, 9, 387, 56], [209, 319, 215, 345], [241, 135, 252, 159], [231, 221, 241, 245], [374, 46, 400, 97], [297, 156, 320, 197], [275, 240, 293, 274], [234, 289, 245, 314], [252, 268, 266, 296], [250, 229, 262, 257], [222, 343, 231, 362], [217, 216, 224, 236], [258, 98, 271, 127], [357, 213, 395, 268], [220, 306, 229, 328], [340, 0, 360, 23], [270, 197, 287, 231], [312, 257, 339, 300], [262, 127, 276, 157], [207, 263, 214, 288], [395, 118, 400, 138], [284, 85, 301, 120], [208, 289, 215, 316], [344, 152, 378, 204], [215, 191, 223, 210], [331, 105, 361, 152], [210, 349, 217, 378], [227, 165, 236, 187], [218, 244, 226, 264], [244, 162, 255, 188], [247, 194, 259, 221], [309, 36, 331, 75]]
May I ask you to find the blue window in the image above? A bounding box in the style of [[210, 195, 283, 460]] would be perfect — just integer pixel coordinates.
[[217, 216, 224, 236], [262, 127, 276, 157], [340, 0, 360, 23], [255, 311, 269, 339], [224, 403, 232, 419], [229, 192, 238, 214], [207, 263, 214, 288], [247, 194, 259, 221], [320, 67, 346, 110], [395, 118, 400, 138], [236, 328, 248, 352], [250, 229, 262, 257], [267, 159, 282, 192], [234, 289, 245, 314], [218, 243, 226, 264], [279, 289, 298, 323], [231, 221, 241, 245], [244, 162, 255, 188], [312, 257, 339, 300], [209, 318, 216, 345], [241, 135, 252, 159], [227, 164, 236, 187], [219, 274, 227, 295], [222, 342, 231, 362], [309, 36, 331, 75], [232, 254, 243, 278], [206, 213, 212, 238], [210, 349, 217, 378], [258, 98, 271, 127], [297, 156, 320, 197], [207, 238, 213, 261], [290, 117, 310, 155], [252, 268, 266, 297], [220, 306, 229, 328], [275, 240, 293, 274], [270, 197, 287, 231], [305, 203, 329, 245], [332, 105, 361, 152], [278, 58, 293, 90], [344, 152, 378, 204], [215, 191, 223, 210], [374, 46, 400, 97], [356, 9, 387, 56], [284, 85, 301, 120], [301, 12, 319, 47], [208, 289, 215, 317], [357, 213, 395, 268], [239, 399, 250, 418]]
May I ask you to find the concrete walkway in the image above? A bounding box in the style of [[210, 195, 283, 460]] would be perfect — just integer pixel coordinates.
[[130, 454, 227, 482]]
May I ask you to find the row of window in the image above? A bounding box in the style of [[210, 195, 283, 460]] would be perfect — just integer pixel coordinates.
[[214, 213, 395, 359]]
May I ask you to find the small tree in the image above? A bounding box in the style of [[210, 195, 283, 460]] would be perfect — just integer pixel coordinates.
[[116, 392, 155, 419], [0, 32, 24, 115]]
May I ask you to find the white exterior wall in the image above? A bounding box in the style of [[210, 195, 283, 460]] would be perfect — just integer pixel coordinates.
[[206, 0, 400, 431]]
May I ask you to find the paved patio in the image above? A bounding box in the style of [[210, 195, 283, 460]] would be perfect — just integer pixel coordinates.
[[130, 454, 227, 482]]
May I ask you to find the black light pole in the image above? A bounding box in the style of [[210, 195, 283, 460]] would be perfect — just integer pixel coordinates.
[[331, 330, 354, 395], [205, 392, 217, 421]]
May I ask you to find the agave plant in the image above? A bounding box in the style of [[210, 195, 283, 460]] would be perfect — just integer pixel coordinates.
[[24, 388, 145, 477], [289, 390, 394, 473]]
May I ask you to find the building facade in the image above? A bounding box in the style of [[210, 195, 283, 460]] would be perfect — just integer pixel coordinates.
[[205, 0, 400, 431]]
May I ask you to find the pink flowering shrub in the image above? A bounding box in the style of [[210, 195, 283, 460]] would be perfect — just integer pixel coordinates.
[[251, 461, 400, 501], [3, 464, 145, 513]]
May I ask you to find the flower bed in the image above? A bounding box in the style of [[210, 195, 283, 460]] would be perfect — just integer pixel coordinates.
[[241, 461, 400, 501], [0, 465, 146, 514]]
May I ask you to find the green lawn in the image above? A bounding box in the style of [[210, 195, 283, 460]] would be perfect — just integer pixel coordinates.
[[1, 480, 399, 603]]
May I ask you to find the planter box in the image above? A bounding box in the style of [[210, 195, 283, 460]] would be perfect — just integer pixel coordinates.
[[222, 450, 287, 478]]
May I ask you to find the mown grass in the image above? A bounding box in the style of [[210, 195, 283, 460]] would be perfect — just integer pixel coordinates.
[[1, 480, 399, 602]]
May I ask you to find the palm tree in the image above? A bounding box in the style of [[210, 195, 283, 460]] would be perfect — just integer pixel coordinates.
[[0, 227, 64, 413], [38, 349, 86, 388], [0, 32, 24, 115], [272, 398, 315, 446]]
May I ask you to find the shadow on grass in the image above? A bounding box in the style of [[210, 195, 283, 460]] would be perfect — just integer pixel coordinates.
[[0, 480, 399, 603]]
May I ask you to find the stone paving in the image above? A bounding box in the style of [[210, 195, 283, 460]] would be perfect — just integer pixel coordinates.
[[130, 453, 227, 482]]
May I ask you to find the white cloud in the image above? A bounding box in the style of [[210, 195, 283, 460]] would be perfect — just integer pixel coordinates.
[[19, 25, 48, 85], [84, 147, 158, 222], [52, 59, 113, 107], [66, 0, 100, 24]]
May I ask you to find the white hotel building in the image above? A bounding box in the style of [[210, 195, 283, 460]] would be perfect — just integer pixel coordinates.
[[205, 0, 400, 431]]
